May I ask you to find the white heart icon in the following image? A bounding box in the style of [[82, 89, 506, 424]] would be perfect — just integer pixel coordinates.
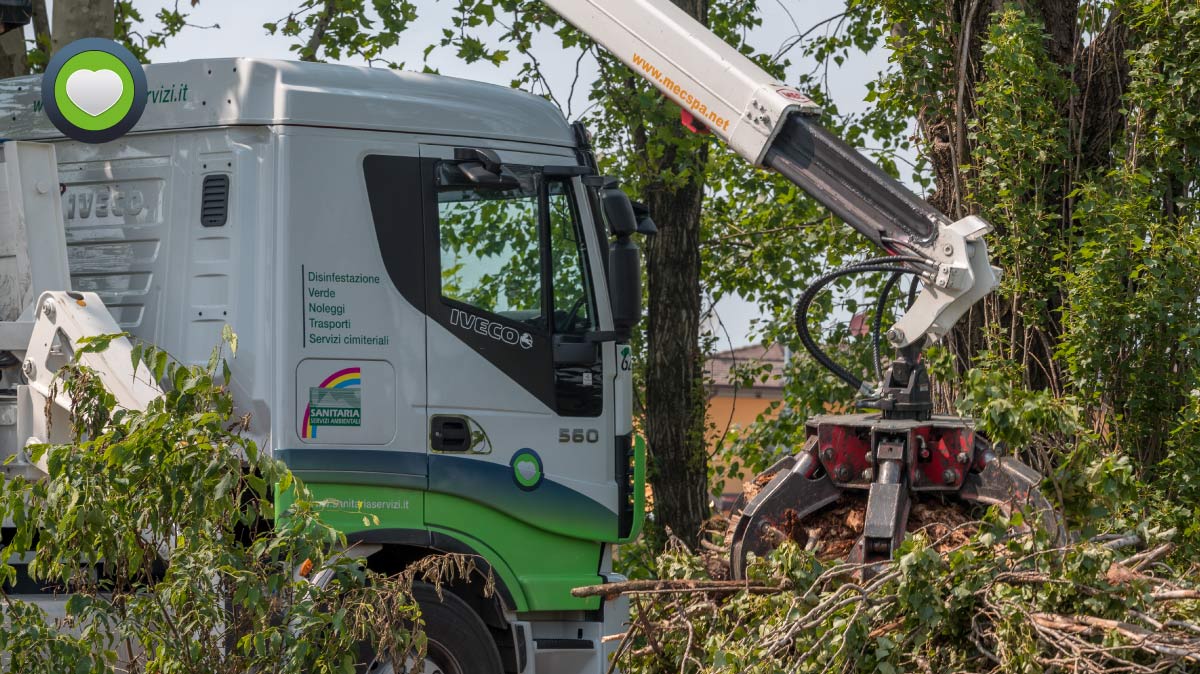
[[517, 461, 537, 481], [64, 68, 124, 117]]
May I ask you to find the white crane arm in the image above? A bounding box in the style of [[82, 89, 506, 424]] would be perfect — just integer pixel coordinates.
[[543, 0, 820, 165], [545, 0, 1001, 349]]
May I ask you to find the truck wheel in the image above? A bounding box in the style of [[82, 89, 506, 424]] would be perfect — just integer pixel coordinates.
[[367, 582, 504, 674]]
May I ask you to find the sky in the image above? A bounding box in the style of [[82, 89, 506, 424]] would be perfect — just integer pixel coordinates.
[[67, 0, 897, 351]]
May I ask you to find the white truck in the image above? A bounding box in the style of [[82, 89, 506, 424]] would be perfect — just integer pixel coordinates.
[[1, 1, 1052, 672], [2, 55, 651, 673]]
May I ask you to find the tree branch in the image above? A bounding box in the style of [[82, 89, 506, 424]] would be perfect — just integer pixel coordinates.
[[301, 0, 336, 62]]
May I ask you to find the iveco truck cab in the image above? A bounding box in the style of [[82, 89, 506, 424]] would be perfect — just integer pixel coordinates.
[[0, 57, 646, 674]]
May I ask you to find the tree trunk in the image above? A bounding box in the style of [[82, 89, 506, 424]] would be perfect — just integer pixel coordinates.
[[914, 0, 1127, 401], [52, 0, 114, 51], [0, 26, 26, 78], [644, 155, 709, 548], [640, 0, 712, 549], [31, 0, 50, 52]]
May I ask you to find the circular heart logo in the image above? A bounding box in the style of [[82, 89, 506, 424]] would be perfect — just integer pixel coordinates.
[[41, 38, 147, 144], [510, 448, 544, 491]]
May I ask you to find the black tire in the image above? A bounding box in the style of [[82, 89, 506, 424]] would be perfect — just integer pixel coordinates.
[[362, 582, 504, 674], [411, 582, 504, 674]]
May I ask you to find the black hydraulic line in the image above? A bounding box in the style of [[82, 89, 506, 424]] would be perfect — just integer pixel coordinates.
[[831, 256, 926, 382], [794, 263, 920, 393], [872, 272, 903, 380], [846, 254, 936, 273], [765, 113, 949, 248]]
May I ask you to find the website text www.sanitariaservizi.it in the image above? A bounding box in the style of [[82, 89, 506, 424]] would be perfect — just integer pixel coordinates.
[[631, 53, 731, 132]]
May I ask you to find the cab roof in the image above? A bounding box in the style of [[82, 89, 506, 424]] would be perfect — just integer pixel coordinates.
[[0, 57, 576, 147]]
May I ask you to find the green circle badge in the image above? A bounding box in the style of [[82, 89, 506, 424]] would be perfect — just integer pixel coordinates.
[[510, 448, 544, 492], [41, 38, 147, 144]]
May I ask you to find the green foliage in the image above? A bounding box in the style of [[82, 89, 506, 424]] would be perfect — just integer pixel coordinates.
[[263, 0, 419, 66], [1057, 1, 1200, 468], [1165, 391, 1200, 544], [114, 1, 217, 63], [968, 6, 1072, 345], [17, 1, 209, 72], [613, 527, 1199, 673], [0, 334, 421, 672], [956, 366, 1080, 451]]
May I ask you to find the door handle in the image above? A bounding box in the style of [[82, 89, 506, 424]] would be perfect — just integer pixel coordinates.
[[430, 416, 472, 452]]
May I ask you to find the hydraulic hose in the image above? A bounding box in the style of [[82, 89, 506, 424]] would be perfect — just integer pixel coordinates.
[[872, 274, 925, 380], [872, 272, 904, 380], [794, 263, 922, 394]]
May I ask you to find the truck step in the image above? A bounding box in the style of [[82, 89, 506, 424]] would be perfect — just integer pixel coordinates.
[[533, 638, 594, 651]]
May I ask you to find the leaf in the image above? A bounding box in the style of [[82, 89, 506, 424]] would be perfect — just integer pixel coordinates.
[[222, 324, 238, 356], [154, 350, 169, 381]]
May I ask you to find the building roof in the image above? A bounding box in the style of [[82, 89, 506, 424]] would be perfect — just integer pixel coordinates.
[[0, 58, 576, 148], [707, 342, 788, 394]]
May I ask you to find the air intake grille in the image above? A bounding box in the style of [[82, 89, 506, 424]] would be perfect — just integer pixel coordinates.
[[201, 174, 229, 227]]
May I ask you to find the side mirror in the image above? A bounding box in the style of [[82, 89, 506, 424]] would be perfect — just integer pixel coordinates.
[[609, 235, 642, 339], [630, 200, 657, 235], [601, 188, 638, 237], [594, 184, 648, 339], [0, 0, 31, 32]]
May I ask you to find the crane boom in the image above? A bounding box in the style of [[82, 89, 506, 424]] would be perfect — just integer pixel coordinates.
[[543, 0, 1000, 349]]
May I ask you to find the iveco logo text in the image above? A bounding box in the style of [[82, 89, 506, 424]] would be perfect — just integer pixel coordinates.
[[450, 308, 533, 350], [64, 185, 146, 220]]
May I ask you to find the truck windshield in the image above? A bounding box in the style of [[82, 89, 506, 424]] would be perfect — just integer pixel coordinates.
[[436, 166, 596, 336]]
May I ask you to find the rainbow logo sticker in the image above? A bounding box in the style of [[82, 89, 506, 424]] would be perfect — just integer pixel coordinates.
[[302, 367, 362, 439]]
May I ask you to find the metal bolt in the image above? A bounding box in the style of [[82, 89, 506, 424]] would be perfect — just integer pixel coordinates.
[[861, 468, 874, 481], [942, 469, 959, 485], [956, 452, 970, 465], [41, 299, 56, 323], [22, 359, 35, 379], [835, 464, 852, 481], [886, 327, 905, 344], [942, 243, 954, 257]]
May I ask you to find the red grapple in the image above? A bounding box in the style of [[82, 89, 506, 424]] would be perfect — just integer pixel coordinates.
[[728, 413, 1062, 578], [813, 414, 976, 493]]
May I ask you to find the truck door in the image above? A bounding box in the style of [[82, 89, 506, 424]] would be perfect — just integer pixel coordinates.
[[417, 144, 621, 544]]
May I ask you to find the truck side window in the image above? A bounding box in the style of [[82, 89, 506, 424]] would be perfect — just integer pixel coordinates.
[[548, 181, 596, 336], [437, 180, 544, 328]]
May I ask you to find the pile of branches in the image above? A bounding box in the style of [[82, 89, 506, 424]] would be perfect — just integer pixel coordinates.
[[585, 522, 1199, 673]]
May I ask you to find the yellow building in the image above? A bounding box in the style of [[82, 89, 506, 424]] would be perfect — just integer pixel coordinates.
[[705, 344, 787, 510]]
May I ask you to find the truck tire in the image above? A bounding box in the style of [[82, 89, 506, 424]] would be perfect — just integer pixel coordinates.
[[367, 581, 504, 674]]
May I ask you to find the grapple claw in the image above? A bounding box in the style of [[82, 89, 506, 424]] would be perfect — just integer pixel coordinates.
[[727, 415, 1063, 579], [729, 437, 841, 579], [959, 441, 1066, 544]]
